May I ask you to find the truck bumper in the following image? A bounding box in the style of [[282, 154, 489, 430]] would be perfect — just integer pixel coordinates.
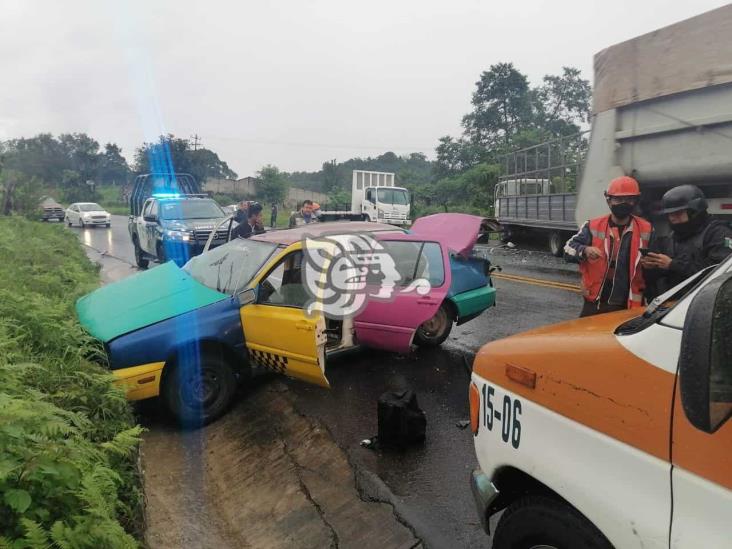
[[470, 468, 500, 534]]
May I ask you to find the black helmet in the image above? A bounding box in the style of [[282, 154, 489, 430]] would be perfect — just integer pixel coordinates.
[[661, 185, 707, 215]]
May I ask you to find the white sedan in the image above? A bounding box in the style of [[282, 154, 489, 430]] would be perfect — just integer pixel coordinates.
[[65, 203, 112, 228]]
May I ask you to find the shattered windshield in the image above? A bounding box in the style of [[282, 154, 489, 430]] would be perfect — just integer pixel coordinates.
[[183, 238, 278, 294]]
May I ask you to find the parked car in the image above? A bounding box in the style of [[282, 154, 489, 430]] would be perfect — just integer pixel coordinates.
[[76, 214, 496, 424], [65, 202, 111, 227], [39, 197, 65, 222]]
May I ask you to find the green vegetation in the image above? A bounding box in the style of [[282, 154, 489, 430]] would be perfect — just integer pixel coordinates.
[[0, 218, 142, 548]]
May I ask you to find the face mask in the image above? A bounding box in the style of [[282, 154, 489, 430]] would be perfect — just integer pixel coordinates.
[[610, 203, 634, 218]]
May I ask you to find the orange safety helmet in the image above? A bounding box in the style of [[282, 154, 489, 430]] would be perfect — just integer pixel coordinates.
[[605, 176, 640, 197]]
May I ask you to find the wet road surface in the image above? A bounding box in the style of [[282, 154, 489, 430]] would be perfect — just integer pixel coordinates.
[[72, 216, 580, 548]]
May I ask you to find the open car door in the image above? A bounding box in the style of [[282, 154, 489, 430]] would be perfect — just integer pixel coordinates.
[[240, 247, 329, 387], [354, 233, 452, 354]]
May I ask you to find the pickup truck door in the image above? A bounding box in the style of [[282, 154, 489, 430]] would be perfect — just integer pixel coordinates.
[[240, 248, 329, 387], [146, 200, 160, 254], [138, 200, 153, 253], [354, 235, 450, 353]]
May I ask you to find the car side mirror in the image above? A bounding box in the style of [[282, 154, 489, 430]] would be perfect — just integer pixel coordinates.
[[237, 288, 256, 307], [679, 272, 732, 433]]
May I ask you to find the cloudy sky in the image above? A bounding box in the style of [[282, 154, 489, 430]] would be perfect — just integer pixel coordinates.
[[1, 0, 729, 177]]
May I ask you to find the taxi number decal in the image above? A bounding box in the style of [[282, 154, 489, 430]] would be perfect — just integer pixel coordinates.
[[481, 384, 522, 449]]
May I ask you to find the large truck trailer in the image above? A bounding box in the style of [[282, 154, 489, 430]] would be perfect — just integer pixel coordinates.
[[496, 5, 732, 254]]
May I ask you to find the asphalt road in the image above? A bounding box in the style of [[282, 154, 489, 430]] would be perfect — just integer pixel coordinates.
[[72, 215, 580, 548]]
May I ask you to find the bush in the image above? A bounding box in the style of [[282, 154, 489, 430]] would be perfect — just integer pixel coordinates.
[[0, 218, 142, 548]]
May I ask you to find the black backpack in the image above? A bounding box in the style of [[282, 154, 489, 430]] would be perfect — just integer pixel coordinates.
[[377, 390, 426, 447]]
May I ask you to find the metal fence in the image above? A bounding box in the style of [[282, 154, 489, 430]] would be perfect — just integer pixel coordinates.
[[498, 130, 590, 194]]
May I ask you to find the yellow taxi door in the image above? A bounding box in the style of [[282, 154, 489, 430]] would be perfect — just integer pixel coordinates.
[[240, 246, 329, 387]]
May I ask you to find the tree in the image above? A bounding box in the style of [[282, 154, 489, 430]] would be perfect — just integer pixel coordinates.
[[97, 143, 131, 185], [133, 135, 237, 183], [535, 67, 591, 136], [256, 165, 289, 205], [462, 63, 535, 149]]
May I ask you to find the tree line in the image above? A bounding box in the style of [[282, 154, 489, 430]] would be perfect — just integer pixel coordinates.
[[1, 62, 590, 216]]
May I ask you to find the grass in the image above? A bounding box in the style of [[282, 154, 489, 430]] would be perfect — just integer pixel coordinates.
[[96, 185, 129, 216], [0, 217, 143, 548]]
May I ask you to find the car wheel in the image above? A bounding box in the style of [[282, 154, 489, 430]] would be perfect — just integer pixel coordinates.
[[414, 302, 453, 347], [105, 223, 111, 228], [66, 217, 72, 227], [493, 495, 613, 549], [133, 237, 149, 269], [162, 351, 238, 426], [80, 219, 85, 228], [549, 231, 565, 257]]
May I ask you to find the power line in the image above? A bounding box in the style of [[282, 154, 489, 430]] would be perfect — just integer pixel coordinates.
[[203, 134, 434, 152]]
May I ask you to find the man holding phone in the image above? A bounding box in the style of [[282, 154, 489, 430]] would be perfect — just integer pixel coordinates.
[[642, 185, 732, 299], [564, 176, 652, 317]]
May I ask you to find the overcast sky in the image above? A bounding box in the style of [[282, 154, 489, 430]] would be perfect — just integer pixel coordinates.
[[1, 0, 729, 177]]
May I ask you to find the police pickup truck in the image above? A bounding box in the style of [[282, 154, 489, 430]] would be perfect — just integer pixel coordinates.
[[127, 173, 231, 268]]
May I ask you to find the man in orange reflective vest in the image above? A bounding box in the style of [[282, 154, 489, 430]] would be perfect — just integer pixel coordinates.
[[564, 176, 652, 317]]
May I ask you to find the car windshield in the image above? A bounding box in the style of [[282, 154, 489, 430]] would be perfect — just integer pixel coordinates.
[[79, 203, 104, 212], [183, 238, 279, 294], [377, 188, 409, 205], [160, 200, 224, 220]]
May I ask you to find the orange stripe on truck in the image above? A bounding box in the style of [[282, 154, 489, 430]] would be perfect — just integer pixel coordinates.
[[473, 309, 675, 461]]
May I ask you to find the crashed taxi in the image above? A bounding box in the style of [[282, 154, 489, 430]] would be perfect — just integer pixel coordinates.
[[76, 214, 496, 424]]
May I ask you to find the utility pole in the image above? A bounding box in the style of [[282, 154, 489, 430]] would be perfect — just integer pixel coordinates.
[[190, 134, 202, 151]]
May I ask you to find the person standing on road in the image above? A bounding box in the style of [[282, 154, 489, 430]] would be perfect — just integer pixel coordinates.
[[233, 202, 265, 239], [289, 199, 317, 228], [270, 203, 278, 228], [642, 185, 732, 299], [564, 176, 652, 317]]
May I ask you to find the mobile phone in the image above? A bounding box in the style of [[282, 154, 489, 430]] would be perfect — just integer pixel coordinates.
[[639, 247, 650, 256]]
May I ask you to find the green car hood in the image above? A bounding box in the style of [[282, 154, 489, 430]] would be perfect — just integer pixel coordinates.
[[76, 262, 228, 343]]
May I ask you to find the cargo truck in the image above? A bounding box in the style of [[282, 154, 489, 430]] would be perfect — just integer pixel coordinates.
[[317, 170, 411, 226], [495, 5, 732, 256]]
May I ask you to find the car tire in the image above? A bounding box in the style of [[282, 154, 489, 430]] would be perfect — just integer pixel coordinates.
[[549, 231, 565, 257], [413, 302, 453, 347], [133, 236, 149, 269], [493, 495, 613, 549], [106, 223, 111, 228], [80, 219, 85, 228], [66, 217, 72, 227], [162, 351, 238, 426]]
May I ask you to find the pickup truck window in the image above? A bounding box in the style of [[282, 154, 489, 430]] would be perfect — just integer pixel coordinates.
[[160, 200, 224, 220], [183, 238, 279, 295], [142, 200, 153, 218]]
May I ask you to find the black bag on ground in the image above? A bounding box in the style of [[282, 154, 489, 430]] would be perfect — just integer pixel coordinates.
[[377, 390, 426, 446]]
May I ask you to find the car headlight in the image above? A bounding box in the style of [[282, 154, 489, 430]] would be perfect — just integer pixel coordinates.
[[165, 230, 191, 241]]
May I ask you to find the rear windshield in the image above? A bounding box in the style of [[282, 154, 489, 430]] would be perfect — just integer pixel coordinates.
[[160, 200, 224, 220]]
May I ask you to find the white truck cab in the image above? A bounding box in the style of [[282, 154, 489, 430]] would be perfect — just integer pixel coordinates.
[[469, 253, 732, 548], [353, 170, 410, 225]]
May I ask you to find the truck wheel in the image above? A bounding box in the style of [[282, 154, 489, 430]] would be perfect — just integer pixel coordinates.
[[549, 231, 565, 257], [133, 237, 149, 269], [501, 226, 513, 244], [493, 495, 613, 549], [413, 303, 453, 347], [162, 351, 238, 426], [156, 242, 167, 263]]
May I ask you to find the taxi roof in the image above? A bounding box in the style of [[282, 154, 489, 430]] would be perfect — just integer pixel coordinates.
[[250, 221, 406, 246]]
